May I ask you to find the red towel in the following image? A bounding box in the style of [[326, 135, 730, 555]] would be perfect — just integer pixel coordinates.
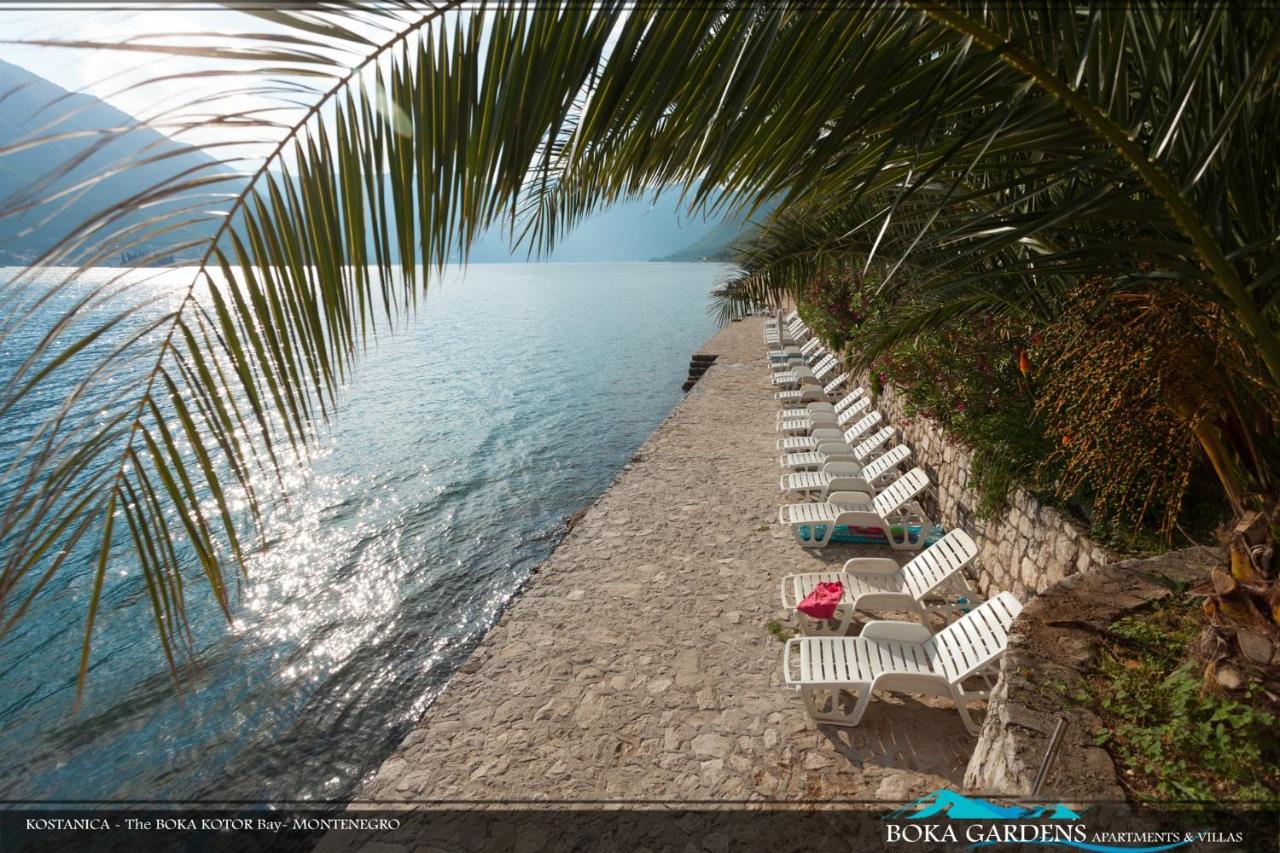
[[797, 581, 844, 620]]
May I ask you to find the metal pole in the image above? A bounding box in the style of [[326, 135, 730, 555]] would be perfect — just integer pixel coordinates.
[[1030, 716, 1069, 799]]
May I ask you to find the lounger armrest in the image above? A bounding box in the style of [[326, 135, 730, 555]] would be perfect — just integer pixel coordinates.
[[841, 557, 902, 575], [859, 621, 933, 643], [782, 638, 802, 688]]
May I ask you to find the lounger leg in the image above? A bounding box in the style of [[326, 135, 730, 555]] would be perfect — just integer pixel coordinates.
[[801, 685, 873, 726], [952, 687, 982, 736], [849, 687, 874, 726]]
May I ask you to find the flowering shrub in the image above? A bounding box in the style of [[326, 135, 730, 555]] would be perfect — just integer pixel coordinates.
[[865, 313, 1057, 519], [795, 269, 873, 353], [796, 272, 1232, 545]]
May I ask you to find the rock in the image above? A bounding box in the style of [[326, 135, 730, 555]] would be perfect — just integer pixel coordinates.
[[1214, 664, 1245, 691], [1237, 629, 1275, 665], [690, 733, 730, 758]]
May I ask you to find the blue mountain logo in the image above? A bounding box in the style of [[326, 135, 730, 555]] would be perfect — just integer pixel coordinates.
[[885, 789, 1083, 821]]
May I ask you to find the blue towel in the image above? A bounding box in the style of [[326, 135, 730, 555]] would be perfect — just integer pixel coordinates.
[[796, 523, 945, 547]]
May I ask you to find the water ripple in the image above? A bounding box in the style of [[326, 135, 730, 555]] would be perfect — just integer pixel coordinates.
[[0, 262, 725, 802]]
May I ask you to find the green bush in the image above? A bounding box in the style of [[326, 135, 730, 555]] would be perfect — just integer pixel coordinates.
[[865, 314, 1055, 519], [1091, 601, 1279, 802]]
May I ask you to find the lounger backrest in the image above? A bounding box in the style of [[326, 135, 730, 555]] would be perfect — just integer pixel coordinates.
[[811, 353, 836, 372], [833, 388, 866, 412], [863, 444, 911, 480], [872, 466, 928, 516], [853, 426, 895, 461], [842, 411, 882, 443], [924, 592, 1022, 683], [836, 397, 871, 426], [801, 338, 823, 356], [822, 373, 850, 395], [902, 529, 978, 601]]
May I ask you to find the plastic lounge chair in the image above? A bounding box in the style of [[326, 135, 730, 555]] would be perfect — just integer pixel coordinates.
[[778, 413, 884, 468], [781, 592, 1022, 734], [777, 467, 935, 549], [780, 444, 912, 498], [772, 366, 821, 389], [765, 317, 808, 346], [776, 372, 849, 405], [769, 347, 807, 364], [850, 425, 895, 461], [777, 410, 881, 454], [779, 528, 982, 634], [811, 356, 841, 383], [772, 348, 830, 374], [777, 396, 870, 436], [777, 388, 866, 422]]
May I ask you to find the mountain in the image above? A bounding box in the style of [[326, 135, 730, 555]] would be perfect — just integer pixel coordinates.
[[461, 189, 745, 263], [655, 216, 752, 262], [0, 58, 232, 265], [0, 59, 745, 266]]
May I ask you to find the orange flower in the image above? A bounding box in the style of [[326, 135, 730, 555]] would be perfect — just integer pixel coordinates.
[[1017, 349, 1031, 377]]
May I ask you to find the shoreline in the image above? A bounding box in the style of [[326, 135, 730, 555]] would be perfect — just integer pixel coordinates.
[[320, 317, 978, 846]]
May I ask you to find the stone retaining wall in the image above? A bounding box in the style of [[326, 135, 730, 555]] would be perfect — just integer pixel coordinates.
[[963, 547, 1220, 798], [867, 377, 1117, 600]]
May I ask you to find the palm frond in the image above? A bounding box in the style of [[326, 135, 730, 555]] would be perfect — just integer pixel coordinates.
[[0, 0, 631, 696]]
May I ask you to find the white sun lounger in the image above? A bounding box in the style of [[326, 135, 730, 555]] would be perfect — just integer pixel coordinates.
[[777, 396, 870, 435], [777, 410, 881, 454], [777, 387, 866, 422], [782, 592, 1022, 734], [772, 367, 821, 389], [850, 425, 895, 461], [769, 347, 807, 365], [780, 528, 982, 634], [780, 443, 912, 498], [777, 467, 932, 549], [772, 337, 824, 361], [773, 349, 831, 376], [765, 317, 808, 346], [778, 413, 884, 467], [811, 356, 841, 383], [775, 372, 849, 405]]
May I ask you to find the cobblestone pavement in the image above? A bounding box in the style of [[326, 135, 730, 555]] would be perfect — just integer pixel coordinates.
[[320, 318, 977, 847]]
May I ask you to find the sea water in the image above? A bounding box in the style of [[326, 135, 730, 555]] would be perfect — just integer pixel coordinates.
[[0, 262, 726, 801]]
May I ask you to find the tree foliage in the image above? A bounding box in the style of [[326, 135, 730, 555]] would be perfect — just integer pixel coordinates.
[[3, 2, 1279, 690]]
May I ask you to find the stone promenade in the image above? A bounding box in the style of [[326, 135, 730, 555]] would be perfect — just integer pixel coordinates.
[[319, 317, 980, 850]]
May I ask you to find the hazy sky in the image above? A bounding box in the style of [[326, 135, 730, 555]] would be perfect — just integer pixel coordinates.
[[5, 7, 258, 113], [1, 5, 376, 165]]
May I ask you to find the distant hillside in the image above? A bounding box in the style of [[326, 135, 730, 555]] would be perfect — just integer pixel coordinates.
[[0, 59, 746, 266], [656, 218, 753, 261], [0, 58, 233, 265], [460, 189, 745, 263], [657, 197, 778, 262]]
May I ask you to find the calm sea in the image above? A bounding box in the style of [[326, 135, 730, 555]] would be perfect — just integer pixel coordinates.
[[0, 262, 726, 801]]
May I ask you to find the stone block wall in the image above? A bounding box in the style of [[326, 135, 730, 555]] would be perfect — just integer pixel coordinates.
[[867, 377, 1117, 600], [963, 548, 1219, 798]]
